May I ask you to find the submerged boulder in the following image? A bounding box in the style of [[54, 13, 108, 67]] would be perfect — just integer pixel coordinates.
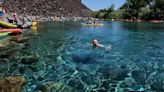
[[21, 54, 39, 64], [0, 76, 25, 92], [0, 43, 6, 48], [10, 36, 30, 43], [35, 81, 78, 92]]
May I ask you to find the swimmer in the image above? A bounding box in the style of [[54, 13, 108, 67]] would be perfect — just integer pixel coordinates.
[[92, 38, 105, 48], [92, 38, 112, 50]]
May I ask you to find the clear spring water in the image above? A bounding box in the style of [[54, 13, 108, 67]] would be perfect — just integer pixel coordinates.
[[2, 21, 164, 92]]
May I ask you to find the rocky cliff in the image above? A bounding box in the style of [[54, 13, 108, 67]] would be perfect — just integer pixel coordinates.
[[3, 0, 91, 17]]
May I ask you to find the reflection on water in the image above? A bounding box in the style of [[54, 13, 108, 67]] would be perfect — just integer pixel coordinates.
[[1, 21, 164, 92]]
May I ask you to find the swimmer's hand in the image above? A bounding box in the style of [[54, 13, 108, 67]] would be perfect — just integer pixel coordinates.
[[98, 44, 112, 51], [105, 45, 112, 51]]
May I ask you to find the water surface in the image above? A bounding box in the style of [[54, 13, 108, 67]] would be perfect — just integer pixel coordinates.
[[1, 21, 164, 92]]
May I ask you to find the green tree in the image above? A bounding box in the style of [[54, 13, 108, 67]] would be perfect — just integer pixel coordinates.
[[154, 0, 164, 19], [92, 4, 116, 19], [120, 0, 164, 20], [121, 0, 151, 19]]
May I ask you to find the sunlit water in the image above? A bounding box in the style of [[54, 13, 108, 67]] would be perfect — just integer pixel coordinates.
[[1, 21, 164, 92]]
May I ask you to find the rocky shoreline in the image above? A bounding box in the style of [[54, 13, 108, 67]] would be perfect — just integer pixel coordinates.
[[3, 0, 91, 17]]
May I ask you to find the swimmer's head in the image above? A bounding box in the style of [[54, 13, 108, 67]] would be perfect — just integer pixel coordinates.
[[92, 38, 99, 47]]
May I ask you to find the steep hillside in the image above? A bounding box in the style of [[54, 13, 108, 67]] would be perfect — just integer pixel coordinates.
[[3, 0, 91, 17]]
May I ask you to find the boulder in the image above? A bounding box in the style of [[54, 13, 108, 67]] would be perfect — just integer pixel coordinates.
[[21, 54, 39, 64], [0, 76, 25, 92], [35, 81, 78, 92], [0, 43, 6, 48], [10, 36, 30, 43]]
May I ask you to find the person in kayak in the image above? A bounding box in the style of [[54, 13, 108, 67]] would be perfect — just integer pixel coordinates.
[[92, 38, 104, 48]]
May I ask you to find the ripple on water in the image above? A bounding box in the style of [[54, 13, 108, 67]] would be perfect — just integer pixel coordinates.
[[1, 22, 164, 92]]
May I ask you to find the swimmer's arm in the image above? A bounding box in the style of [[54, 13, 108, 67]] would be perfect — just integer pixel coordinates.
[[98, 44, 105, 48]]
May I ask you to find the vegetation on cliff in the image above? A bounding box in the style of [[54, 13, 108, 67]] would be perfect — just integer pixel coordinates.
[[92, 0, 164, 20]]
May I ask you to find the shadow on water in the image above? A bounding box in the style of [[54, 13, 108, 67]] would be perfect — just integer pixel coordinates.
[[71, 53, 96, 64]]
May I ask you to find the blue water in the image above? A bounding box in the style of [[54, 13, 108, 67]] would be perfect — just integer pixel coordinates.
[[24, 21, 164, 92], [1, 21, 164, 92]]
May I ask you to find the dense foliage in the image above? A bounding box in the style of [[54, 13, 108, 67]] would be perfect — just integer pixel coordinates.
[[91, 4, 121, 19], [92, 0, 164, 20]]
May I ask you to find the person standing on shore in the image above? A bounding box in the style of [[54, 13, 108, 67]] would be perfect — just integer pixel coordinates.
[[11, 12, 19, 24], [0, 1, 5, 18]]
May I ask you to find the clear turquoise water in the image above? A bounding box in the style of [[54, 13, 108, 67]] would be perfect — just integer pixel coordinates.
[[24, 21, 164, 92], [1, 21, 164, 92]]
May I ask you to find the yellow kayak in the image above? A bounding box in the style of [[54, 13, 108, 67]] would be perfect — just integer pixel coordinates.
[[31, 26, 37, 31], [32, 21, 38, 27], [81, 23, 104, 26], [0, 32, 11, 37], [0, 21, 17, 28]]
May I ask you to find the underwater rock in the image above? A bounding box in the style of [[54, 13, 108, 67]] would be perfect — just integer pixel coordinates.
[[71, 53, 96, 64], [123, 88, 130, 92], [21, 54, 39, 64], [0, 59, 8, 64], [120, 78, 135, 88], [68, 79, 84, 89], [81, 73, 95, 85], [0, 43, 6, 48], [21, 43, 31, 50], [109, 88, 116, 92], [99, 81, 112, 91], [28, 66, 38, 72], [0, 47, 17, 58], [131, 70, 146, 84], [29, 33, 42, 36], [19, 49, 32, 55], [150, 77, 164, 92], [35, 81, 78, 92], [151, 82, 163, 92], [99, 66, 129, 81], [10, 36, 30, 43], [0, 76, 25, 92], [19, 67, 26, 74], [0, 41, 21, 59]]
